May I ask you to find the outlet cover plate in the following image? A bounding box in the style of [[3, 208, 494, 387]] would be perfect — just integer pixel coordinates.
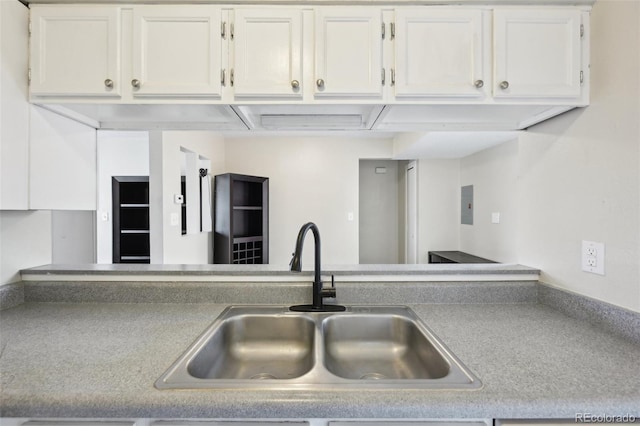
[[582, 240, 605, 276]]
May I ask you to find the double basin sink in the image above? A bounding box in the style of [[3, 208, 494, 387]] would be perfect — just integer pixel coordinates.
[[155, 305, 481, 390]]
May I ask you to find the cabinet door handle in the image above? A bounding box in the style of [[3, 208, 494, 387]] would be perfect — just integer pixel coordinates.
[[230, 69, 234, 87], [221, 21, 226, 39], [291, 80, 300, 90], [104, 79, 114, 89], [221, 69, 226, 86], [382, 68, 386, 86], [131, 79, 141, 89], [474, 79, 484, 89], [391, 68, 395, 86], [316, 78, 325, 89], [499, 81, 509, 90]]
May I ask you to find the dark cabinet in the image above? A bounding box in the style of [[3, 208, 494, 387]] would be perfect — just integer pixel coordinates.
[[112, 176, 150, 264], [214, 173, 269, 264]]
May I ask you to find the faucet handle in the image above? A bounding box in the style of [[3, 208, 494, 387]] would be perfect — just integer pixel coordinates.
[[321, 275, 337, 298]]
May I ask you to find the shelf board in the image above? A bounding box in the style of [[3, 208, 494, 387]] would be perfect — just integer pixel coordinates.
[[232, 206, 263, 211], [121, 230, 150, 234], [233, 236, 264, 243], [120, 256, 151, 260]]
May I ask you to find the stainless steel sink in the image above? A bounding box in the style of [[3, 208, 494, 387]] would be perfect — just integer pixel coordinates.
[[188, 314, 315, 380], [155, 306, 481, 390], [322, 314, 450, 380]]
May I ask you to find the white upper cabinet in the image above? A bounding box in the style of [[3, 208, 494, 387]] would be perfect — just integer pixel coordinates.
[[1, 0, 30, 210], [493, 8, 583, 100], [314, 8, 383, 98], [232, 9, 303, 99], [393, 8, 486, 99], [30, 6, 121, 97], [132, 6, 223, 98]]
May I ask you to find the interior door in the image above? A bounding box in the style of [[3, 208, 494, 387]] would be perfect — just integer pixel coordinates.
[[406, 161, 418, 264]]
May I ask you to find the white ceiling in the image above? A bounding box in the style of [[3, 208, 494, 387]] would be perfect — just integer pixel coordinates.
[[393, 131, 521, 159]]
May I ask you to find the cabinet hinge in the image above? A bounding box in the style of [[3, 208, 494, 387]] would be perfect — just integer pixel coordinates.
[[28, 21, 32, 36], [580, 24, 584, 38], [381, 22, 385, 40], [28, 68, 31, 85], [390, 22, 395, 40]]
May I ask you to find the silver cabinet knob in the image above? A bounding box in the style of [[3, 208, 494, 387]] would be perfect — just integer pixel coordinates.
[[474, 79, 484, 88], [316, 78, 325, 89], [131, 79, 141, 89], [499, 81, 509, 90], [291, 80, 300, 89], [104, 79, 114, 89]]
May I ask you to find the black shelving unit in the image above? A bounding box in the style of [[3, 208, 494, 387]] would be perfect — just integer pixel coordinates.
[[112, 176, 150, 264], [214, 173, 269, 264]]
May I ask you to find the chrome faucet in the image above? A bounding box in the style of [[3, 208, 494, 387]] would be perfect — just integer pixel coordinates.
[[289, 222, 345, 312]]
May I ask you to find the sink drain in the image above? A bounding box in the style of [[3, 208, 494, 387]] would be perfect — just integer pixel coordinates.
[[360, 372, 387, 380], [250, 372, 278, 380]]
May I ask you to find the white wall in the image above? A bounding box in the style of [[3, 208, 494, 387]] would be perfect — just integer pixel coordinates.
[[417, 159, 460, 263], [0, 211, 52, 285], [154, 131, 225, 264], [224, 136, 393, 266], [52, 211, 95, 263], [96, 131, 149, 263], [460, 140, 519, 263], [516, 0, 640, 312]]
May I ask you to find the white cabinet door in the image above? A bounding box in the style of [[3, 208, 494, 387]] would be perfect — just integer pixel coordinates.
[[132, 6, 222, 98], [1, 0, 30, 210], [232, 9, 303, 99], [394, 8, 486, 98], [314, 8, 383, 98], [29, 6, 121, 97], [493, 8, 583, 99], [29, 105, 97, 210]]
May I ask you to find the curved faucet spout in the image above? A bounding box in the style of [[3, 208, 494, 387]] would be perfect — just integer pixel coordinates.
[[289, 222, 345, 312], [290, 222, 321, 284]]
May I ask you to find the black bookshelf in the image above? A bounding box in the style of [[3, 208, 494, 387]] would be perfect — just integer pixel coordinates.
[[214, 173, 269, 264], [112, 176, 150, 264]]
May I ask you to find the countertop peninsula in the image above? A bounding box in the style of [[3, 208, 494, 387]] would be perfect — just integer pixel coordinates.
[[1, 266, 639, 419]]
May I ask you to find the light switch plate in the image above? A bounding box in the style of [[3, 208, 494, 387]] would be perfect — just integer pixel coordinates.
[[170, 213, 180, 226]]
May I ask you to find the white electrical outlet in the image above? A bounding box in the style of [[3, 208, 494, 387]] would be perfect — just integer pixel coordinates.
[[581, 240, 605, 276]]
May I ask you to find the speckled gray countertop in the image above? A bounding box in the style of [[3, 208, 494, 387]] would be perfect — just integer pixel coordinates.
[[1, 301, 639, 419], [21, 263, 540, 277]]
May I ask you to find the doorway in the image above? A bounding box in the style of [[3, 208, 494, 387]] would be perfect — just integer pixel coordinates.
[[359, 159, 415, 264]]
